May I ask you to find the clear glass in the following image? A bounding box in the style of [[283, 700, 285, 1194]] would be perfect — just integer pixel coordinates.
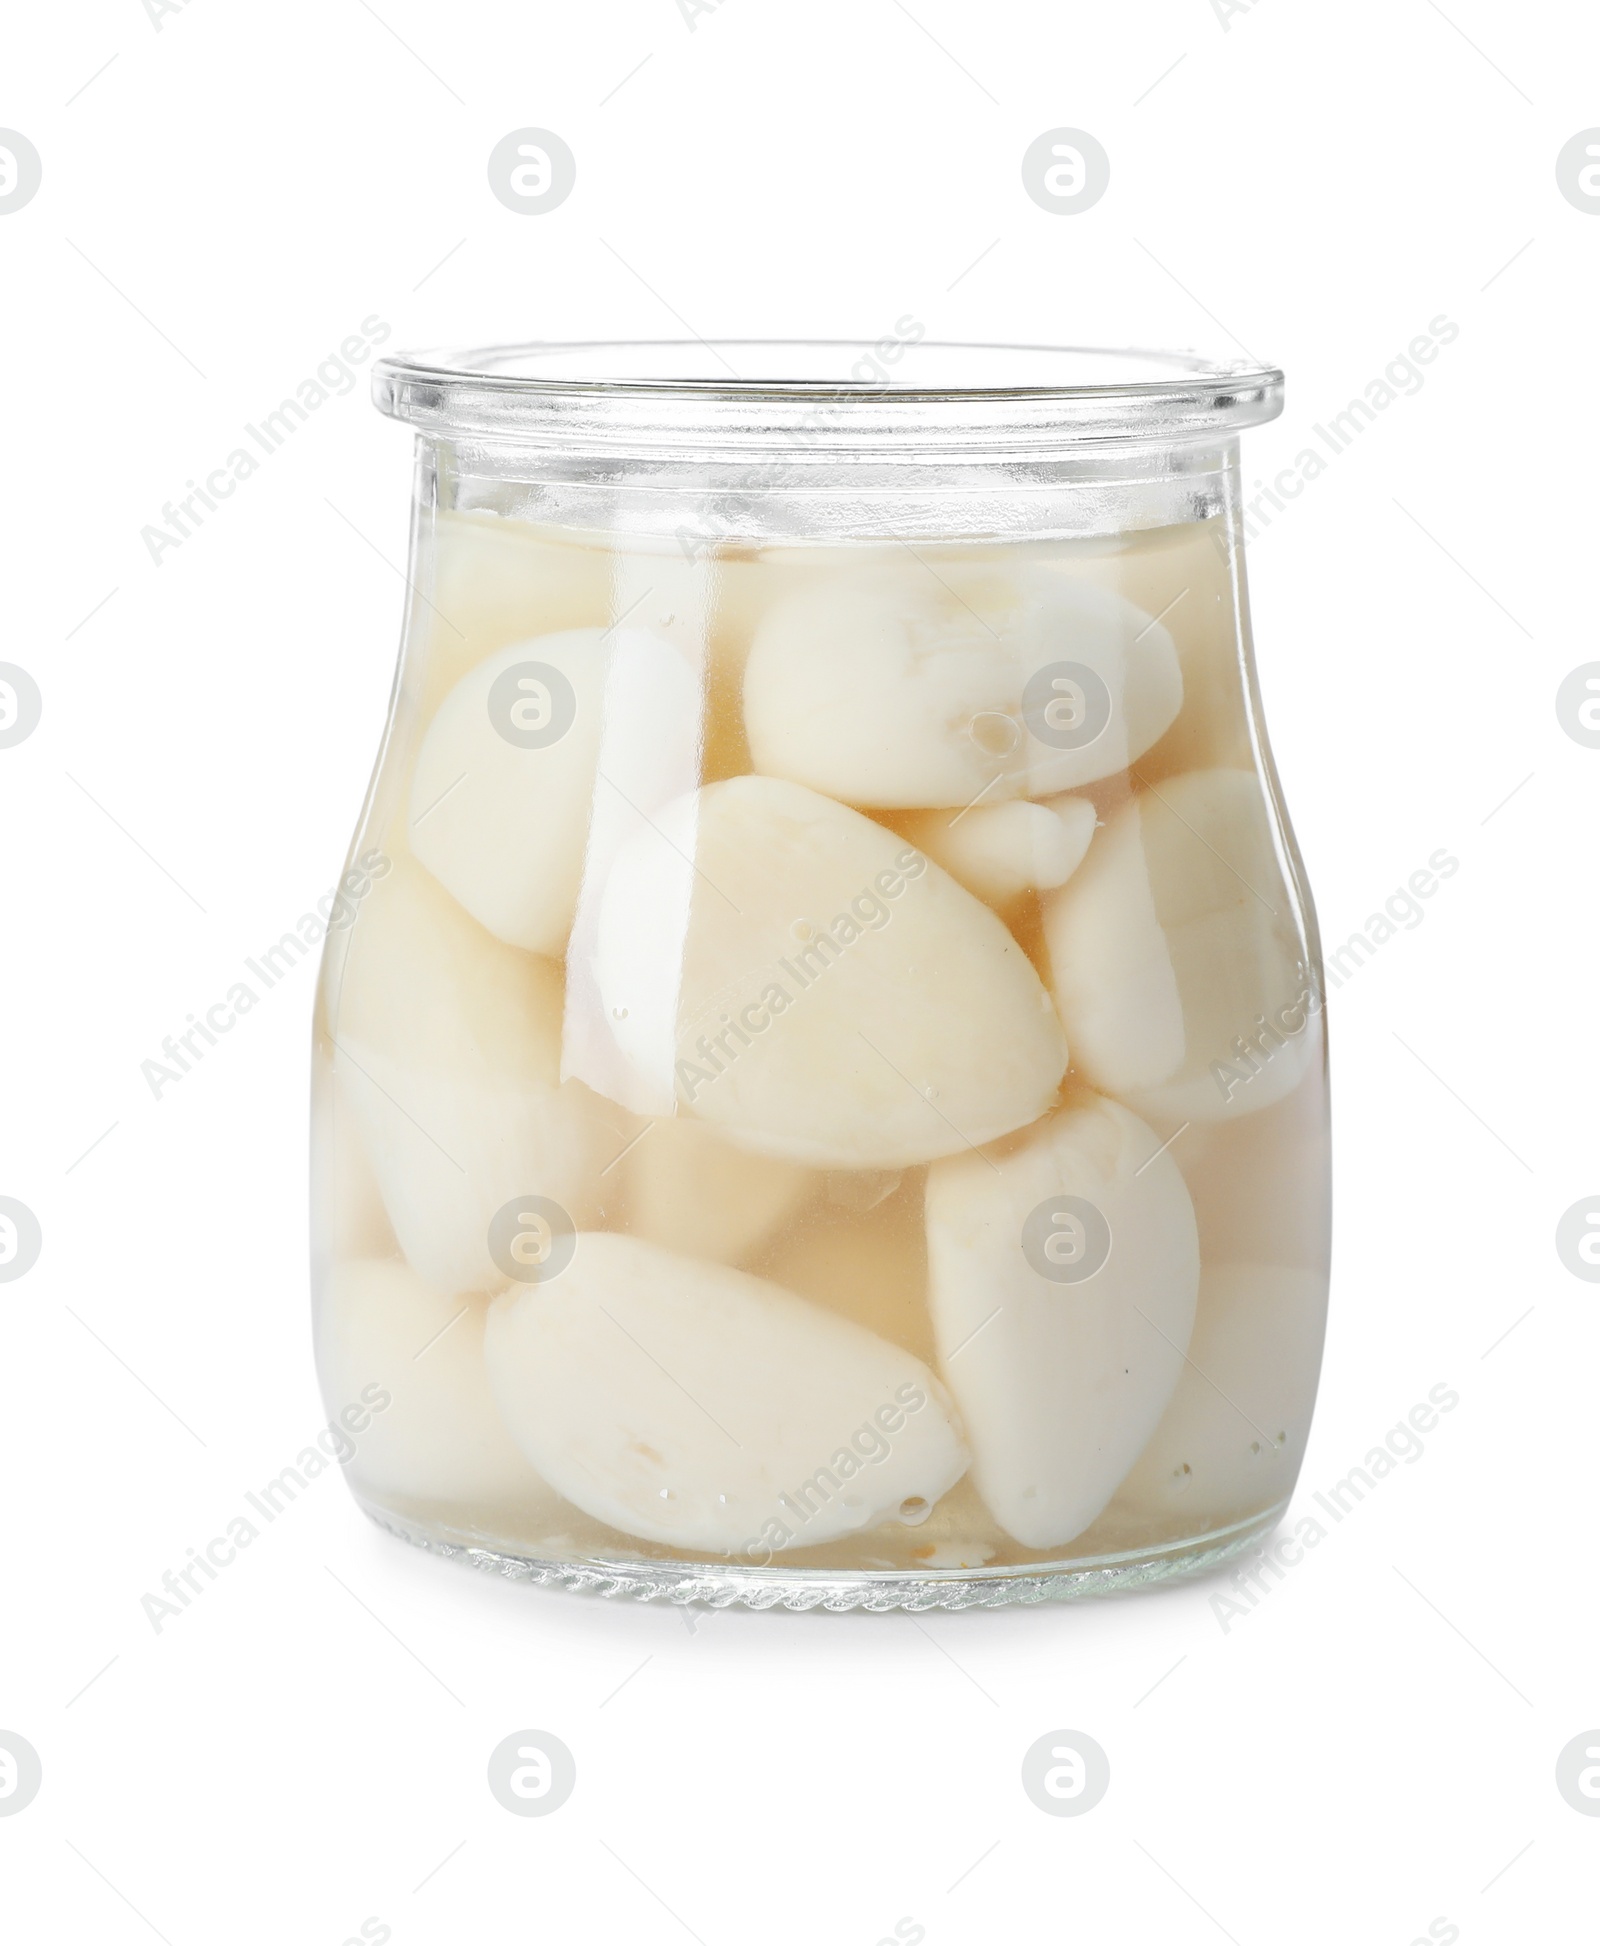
[[311, 341, 1329, 1611]]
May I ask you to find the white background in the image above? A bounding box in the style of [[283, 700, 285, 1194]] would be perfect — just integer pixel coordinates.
[[3, 2, 1597, 1941]]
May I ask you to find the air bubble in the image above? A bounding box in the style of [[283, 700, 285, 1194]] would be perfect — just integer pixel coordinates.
[[896, 1495, 932, 1526], [968, 710, 1021, 758]]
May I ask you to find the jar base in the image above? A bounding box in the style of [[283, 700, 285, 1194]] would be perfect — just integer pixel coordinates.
[[355, 1495, 1289, 1613]]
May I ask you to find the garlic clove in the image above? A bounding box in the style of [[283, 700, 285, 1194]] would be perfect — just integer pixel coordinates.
[[592, 775, 1069, 1165], [483, 1231, 969, 1556], [926, 1094, 1200, 1549], [743, 566, 1181, 807], [331, 859, 615, 1296], [318, 1258, 559, 1509], [1043, 767, 1316, 1122]]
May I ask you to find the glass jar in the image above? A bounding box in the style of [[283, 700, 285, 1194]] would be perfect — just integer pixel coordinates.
[[311, 342, 1330, 1612]]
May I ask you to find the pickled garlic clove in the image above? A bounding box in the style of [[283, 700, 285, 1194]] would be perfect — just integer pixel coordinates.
[[925, 1095, 1200, 1549], [1113, 1264, 1327, 1523], [616, 1116, 815, 1265], [1041, 766, 1317, 1123], [742, 567, 1181, 807], [317, 1259, 559, 1509], [890, 796, 1097, 908], [331, 860, 615, 1297], [482, 1232, 969, 1554], [407, 629, 613, 955], [591, 775, 1069, 1166]]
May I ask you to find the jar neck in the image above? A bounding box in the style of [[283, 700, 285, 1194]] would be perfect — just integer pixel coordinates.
[[423, 435, 1247, 546]]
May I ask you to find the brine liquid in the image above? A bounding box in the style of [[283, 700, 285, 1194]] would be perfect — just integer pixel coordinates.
[[311, 507, 1329, 1581]]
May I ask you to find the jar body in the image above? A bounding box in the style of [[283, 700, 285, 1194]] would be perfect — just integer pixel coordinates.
[[312, 388, 1329, 1609]]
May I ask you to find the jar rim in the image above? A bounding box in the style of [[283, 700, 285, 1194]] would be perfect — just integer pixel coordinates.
[[372, 339, 1283, 453]]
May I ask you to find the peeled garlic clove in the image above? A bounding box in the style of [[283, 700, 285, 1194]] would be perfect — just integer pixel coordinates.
[[331, 859, 613, 1296], [317, 1258, 559, 1509], [1114, 1264, 1327, 1522], [618, 1116, 815, 1265], [707, 545, 872, 787], [892, 796, 1097, 907], [925, 1094, 1200, 1549], [408, 630, 614, 955], [1042, 767, 1316, 1122], [483, 1231, 969, 1555], [743, 566, 1181, 807], [412, 512, 609, 720], [593, 775, 1068, 1166]]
